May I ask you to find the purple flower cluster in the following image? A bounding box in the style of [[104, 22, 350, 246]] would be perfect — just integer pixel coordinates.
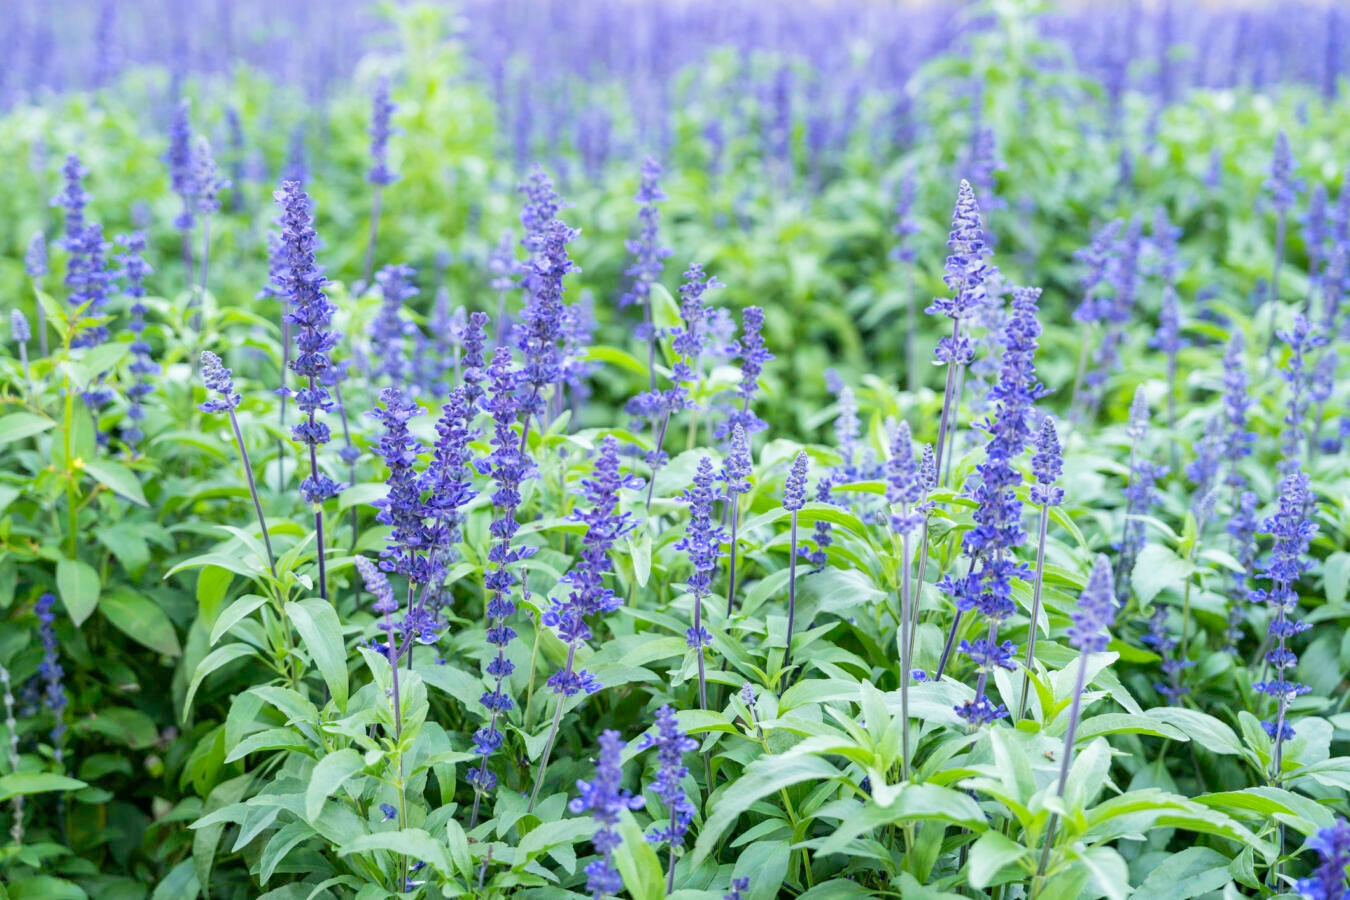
[[543, 437, 640, 695], [639, 705, 697, 852], [620, 158, 673, 312], [886, 421, 926, 535], [274, 180, 343, 505], [35, 594, 67, 765], [370, 387, 433, 585], [1068, 556, 1115, 654], [422, 385, 479, 572], [1297, 818, 1350, 900], [1031, 417, 1064, 507], [1220, 335, 1255, 489], [372, 264, 418, 387], [719, 306, 773, 438], [570, 730, 644, 900], [1223, 490, 1260, 654], [119, 231, 157, 446], [677, 457, 726, 652], [199, 351, 241, 413], [1118, 389, 1168, 594], [926, 180, 991, 357], [518, 219, 580, 424], [1277, 315, 1328, 473], [368, 76, 400, 187]]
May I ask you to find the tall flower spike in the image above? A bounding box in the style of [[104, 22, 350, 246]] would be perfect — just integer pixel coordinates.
[[620, 159, 673, 390], [369, 387, 432, 586], [421, 386, 479, 578], [781, 451, 810, 674], [1223, 490, 1260, 654], [119, 231, 157, 447], [676, 457, 726, 710], [886, 421, 926, 535], [570, 730, 644, 900], [1119, 388, 1168, 598], [1149, 285, 1187, 432], [367, 76, 400, 187], [530, 438, 642, 809], [1253, 470, 1316, 778], [638, 705, 698, 893], [35, 594, 68, 767], [1277, 315, 1328, 474], [1265, 130, 1304, 349], [1221, 334, 1255, 490], [719, 306, 773, 438], [1017, 415, 1064, 720], [275, 180, 341, 599], [518, 218, 580, 434], [372, 264, 417, 387], [721, 423, 754, 618]]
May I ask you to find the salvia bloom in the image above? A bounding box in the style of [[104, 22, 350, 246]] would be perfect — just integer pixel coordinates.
[[370, 387, 433, 584], [722, 424, 753, 497], [1069, 555, 1115, 654], [367, 76, 399, 186], [800, 478, 834, 569], [11, 311, 30, 344], [166, 99, 195, 229], [638, 705, 698, 850], [191, 136, 229, 215], [725, 877, 751, 900], [421, 386, 479, 568], [1119, 388, 1167, 594], [1149, 286, 1187, 356], [620, 157, 673, 310], [1086, 220, 1143, 400], [1072, 219, 1123, 325], [783, 451, 809, 513], [719, 306, 773, 438], [274, 181, 343, 505], [886, 420, 926, 535], [35, 594, 67, 764], [1141, 606, 1192, 700], [469, 347, 537, 794], [927, 180, 992, 357], [372, 264, 417, 387], [459, 311, 490, 409], [1277, 315, 1328, 473], [25, 231, 46, 279], [518, 219, 580, 421], [1297, 818, 1350, 900], [570, 730, 644, 900], [1266, 129, 1301, 213], [890, 166, 919, 265], [1031, 416, 1064, 507], [119, 231, 157, 446], [1253, 470, 1316, 746], [355, 555, 398, 616], [199, 351, 241, 413], [676, 456, 727, 651], [833, 384, 862, 479], [543, 437, 640, 694]]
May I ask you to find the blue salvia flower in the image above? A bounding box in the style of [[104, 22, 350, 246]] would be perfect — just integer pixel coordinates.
[[1072, 220, 1123, 326], [1069, 555, 1115, 655], [119, 232, 157, 447], [1030, 416, 1064, 508], [199, 350, 240, 413], [379, 802, 397, 822], [724, 877, 751, 900], [11, 311, 30, 344], [1253, 470, 1316, 763], [1296, 819, 1350, 900], [720, 423, 754, 617], [1151, 205, 1182, 286], [35, 594, 67, 766], [1220, 334, 1255, 490], [1223, 490, 1260, 654], [1309, 350, 1338, 455], [1084, 220, 1143, 413], [367, 76, 400, 187], [274, 180, 344, 508], [369, 387, 432, 585], [165, 99, 195, 232], [26, 231, 47, 279], [191, 136, 228, 215], [543, 437, 640, 694], [619, 158, 672, 311], [560, 290, 598, 410], [938, 287, 1044, 717], [890, 166, 919, 266], [570, 730, 644, 900], [1141, 606, 1193, 701], [1151, 285, 1186, 355], [1117, 388, 1167, 597], [677, 456, 726, 708], [518, 219, 579, 429], [718, 306, 773, 438], [488, 229, 518, 340], [421, 386, 479, 576], [519, 167, 564, 250], [886, 420, 926, 536], [638, 704, 698, 890], [1322, 243, 1346, 338], [460, 311, 490, 410], [1277, 315, 1328, 474], [833, 384, 861, 480], [355, 555, 398, 616], [1266, 130, 1301, 214], [1185, 415, 1224, 505], [468, 347, 537, 818], [372, 264, 417, 387]]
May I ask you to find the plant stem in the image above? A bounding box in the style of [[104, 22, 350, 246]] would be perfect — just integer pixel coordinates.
[[198, 215, 213, 302], [781, 514, 800, 677], [1017, 503, 1051, 720], [227, 408, 277, 576], [527, 645, 574, 813], [899, 530, 913, 783], [933, 320, 962, 488], [1031, 650, 1091, 899], [363, 187, 383, 290], [724, 498, 741, 617]]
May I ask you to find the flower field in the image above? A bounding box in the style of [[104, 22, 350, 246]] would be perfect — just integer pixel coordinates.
[[5, 0, 1350, 897]]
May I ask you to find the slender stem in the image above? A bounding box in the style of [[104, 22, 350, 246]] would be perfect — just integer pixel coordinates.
[[907, 519, 929, 667], [363, 188, 383, 290], [181, 216, 195, 292], [62, 352, 78, 558], [936, 610, 963, 680], [933, 320, 962, 488], [643, 296, 656, 392], [724, 500, 741, 617], [899, 530, 913, 783], [381, 606, 407, 888], [781, 515, 800, 676], [198, 215, 213, 302], [527, 645, 574, 813], [1031, 651, 1091, 899], [645, 411, 672, 510], [227, 408, 277, 576], [1017, 504, 1051, 720], [942, 365, 965, 484], [18, 343, 30, 397]]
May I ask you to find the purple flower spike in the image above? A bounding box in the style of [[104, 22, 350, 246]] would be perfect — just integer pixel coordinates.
[[570, 730, 644, 900], [368, 76, 400, 187], [1297, 818, 1350, 900]]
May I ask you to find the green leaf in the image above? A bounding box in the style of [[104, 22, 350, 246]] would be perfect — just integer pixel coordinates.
[[56, 557, 101, 626], [0, 773, 87, 802], [1135, 847, 1232, 900], [692, 755, 842, 867], [210, 594, 270, 646], [83, 458, 149, 507], [100, 588, 181, 657], [1324, 551, 1350, 606], [305, 749, 365, 823], [339, 829, 453, 878], [183, 643, 260, 718], [613, 809, 665, 900], [1131, 543, 1194, 606], [1144, 708, 1244, 756], [0, 412, 56, 446], [967, 830, 1028, 890], [514, 817, 596, 864], [286, 598, 349, 712], [260, 821, 314, 885], [816, 783, 988, 856], [95, 526, 150, 577]]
